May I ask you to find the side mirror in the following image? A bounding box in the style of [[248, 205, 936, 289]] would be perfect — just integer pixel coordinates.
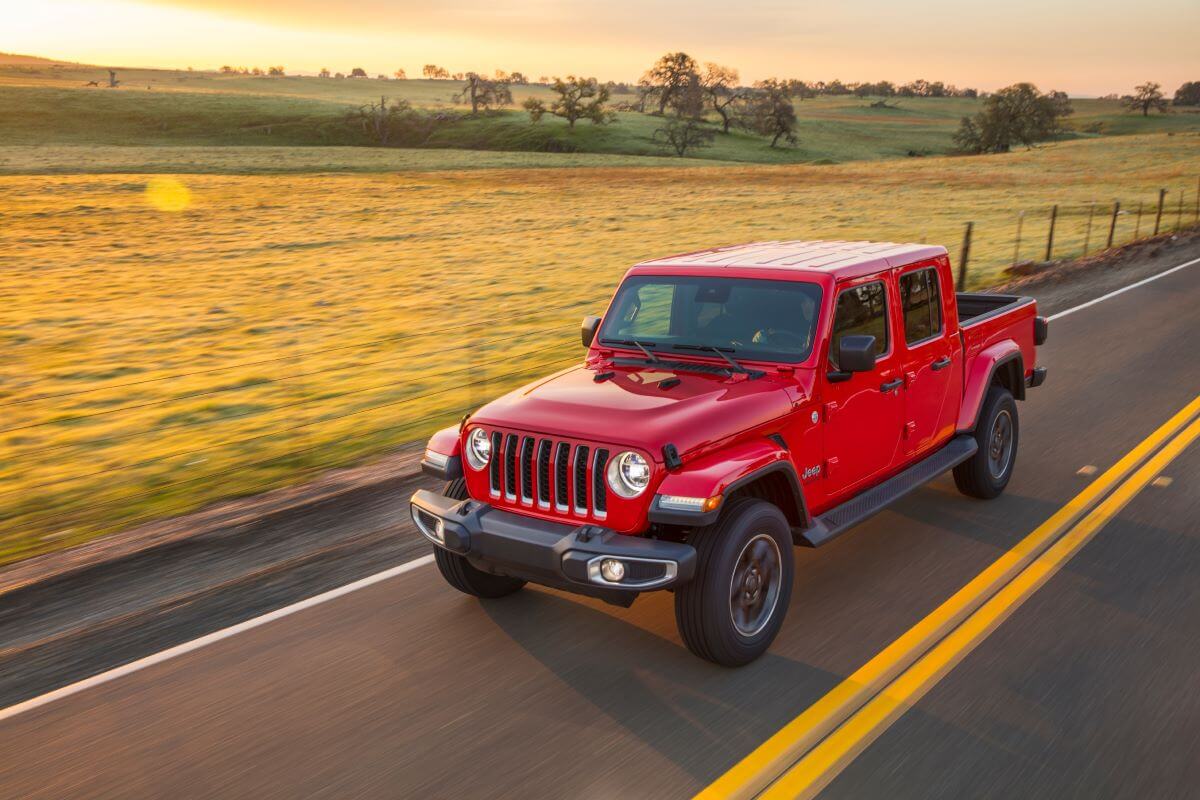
[[581, 315, 601, 348], [837, 334, 877, 373]]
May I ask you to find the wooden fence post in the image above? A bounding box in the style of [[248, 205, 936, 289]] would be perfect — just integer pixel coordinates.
[[1012, 211, 1024, 265], [1083, 201, 1096, 255], [1154, 188, 1166, 235], [957, 221, 973, 291], [1106, 201, 1120, 249], [1045, 205, 1058, 261]]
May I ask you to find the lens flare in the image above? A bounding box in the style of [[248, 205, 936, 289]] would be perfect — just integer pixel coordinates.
[[144, 177, 192, 212]]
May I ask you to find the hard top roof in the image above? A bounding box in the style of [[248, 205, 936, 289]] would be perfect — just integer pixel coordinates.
[[633, 240, 948, 281]]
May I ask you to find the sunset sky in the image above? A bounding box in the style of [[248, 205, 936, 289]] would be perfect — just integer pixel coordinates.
[[6, 0, 1197, 96]]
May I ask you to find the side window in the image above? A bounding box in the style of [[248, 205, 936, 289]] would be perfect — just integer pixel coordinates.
[[829, 281, 889, 369], [898, 268, 944, 345]]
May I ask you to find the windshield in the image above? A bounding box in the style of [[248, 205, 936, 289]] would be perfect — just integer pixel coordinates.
[[598, 275, 823, 363]]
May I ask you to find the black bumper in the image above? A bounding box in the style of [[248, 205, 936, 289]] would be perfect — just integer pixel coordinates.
[[409, 490, 696, 599]]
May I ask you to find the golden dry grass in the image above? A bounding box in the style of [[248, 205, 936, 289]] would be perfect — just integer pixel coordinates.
[[1, 132, 1198, 563]]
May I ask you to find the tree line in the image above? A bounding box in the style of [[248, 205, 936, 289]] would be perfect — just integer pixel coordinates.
[[217, 61, 1200, 126], [335, 52, 1199, 158]]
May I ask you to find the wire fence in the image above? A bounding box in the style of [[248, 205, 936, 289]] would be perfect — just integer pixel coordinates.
[[956, 179, 1200, 290], [2, 177, 1198, 553]]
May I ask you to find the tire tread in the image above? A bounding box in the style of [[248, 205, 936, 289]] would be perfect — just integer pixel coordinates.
[[675, 497, 792, 666], [954, 386, 1018, 499]]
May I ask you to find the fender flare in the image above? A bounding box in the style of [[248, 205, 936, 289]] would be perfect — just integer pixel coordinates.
[[723, 462, 811, 529], [648, 441, 810, 529], [957, 342, 1024, 433], [422, 425, 463, 480]]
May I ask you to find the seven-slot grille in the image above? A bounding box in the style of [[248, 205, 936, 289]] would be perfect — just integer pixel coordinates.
[[484, 431, 611, 520]]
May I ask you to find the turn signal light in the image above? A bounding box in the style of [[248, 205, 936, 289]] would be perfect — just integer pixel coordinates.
[[658, 494, 723, 513]]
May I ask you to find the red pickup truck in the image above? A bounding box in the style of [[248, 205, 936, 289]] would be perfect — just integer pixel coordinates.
[[412, 241, 1047, 665]]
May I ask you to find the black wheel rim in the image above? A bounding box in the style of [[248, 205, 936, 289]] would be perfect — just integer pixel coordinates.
[[988, 409, 1014, 480], [729, 533, 782, 637]]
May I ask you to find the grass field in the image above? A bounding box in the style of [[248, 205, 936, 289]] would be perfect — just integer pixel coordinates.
[[2, 132, 1198, 564], [3, 63, 1198, 165], [0, 144, 727, 175]]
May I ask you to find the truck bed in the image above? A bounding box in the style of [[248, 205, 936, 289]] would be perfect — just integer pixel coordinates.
[[955, 291, 1040, 389], [956, 292, 1033, 327]]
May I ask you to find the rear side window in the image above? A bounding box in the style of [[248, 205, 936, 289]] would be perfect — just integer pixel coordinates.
[[829, 281, 889, 369], [898, 268, 943, 344]]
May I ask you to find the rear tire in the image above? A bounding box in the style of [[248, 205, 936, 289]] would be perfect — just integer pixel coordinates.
[[954, 386, 1019, 499], [432, 479, 526, 599], [674, 497, 794, 667]]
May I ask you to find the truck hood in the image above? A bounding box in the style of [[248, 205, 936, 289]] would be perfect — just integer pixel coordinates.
[[470, 364, 798, 460]]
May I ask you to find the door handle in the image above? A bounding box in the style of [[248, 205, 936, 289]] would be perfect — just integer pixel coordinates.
[[931, 357, 952, 371], [880, 378, 904, 393]]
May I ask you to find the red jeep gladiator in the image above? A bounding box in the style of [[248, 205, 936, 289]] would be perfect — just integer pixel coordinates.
[[411, 241, 1047, 665]]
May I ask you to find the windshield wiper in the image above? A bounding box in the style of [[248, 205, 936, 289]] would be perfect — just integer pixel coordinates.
[[671, 344, 764, 378], [600, 338, 661, 363]]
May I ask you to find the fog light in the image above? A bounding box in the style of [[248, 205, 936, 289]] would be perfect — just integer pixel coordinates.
[[412, 507, 445, 544], [600, 558, 625, 582]]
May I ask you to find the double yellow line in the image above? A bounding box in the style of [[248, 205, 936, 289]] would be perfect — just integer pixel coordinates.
[[699, 395, 1200, 800]]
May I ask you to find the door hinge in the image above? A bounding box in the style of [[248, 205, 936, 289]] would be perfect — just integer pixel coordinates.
[[904, 421, 917, 439]]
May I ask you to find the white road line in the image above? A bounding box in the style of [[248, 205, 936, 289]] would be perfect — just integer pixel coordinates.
[[1047, 255, 1200, 321], [0, 554, 434, 723], [2, 249, 1198, 723]]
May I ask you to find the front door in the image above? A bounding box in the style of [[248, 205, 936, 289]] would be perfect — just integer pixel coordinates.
[[821, 277, 905, 502], [896, 264, 959, 456]]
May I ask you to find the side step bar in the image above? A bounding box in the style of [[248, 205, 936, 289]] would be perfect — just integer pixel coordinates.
[[800, 434, 978, 547]]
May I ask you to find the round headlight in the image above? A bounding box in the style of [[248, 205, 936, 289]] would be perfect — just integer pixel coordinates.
[[607, 451, 650, 498], [465, 428, 491, 470]]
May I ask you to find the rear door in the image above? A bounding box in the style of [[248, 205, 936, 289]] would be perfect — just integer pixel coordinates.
[[896, 264, 959, 456], [821, 276, 905, 501]]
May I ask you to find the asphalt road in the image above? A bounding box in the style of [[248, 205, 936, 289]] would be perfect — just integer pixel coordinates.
[[1, 260, 1198, 799]]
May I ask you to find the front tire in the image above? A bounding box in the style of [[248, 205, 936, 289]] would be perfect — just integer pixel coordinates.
[[954, 386, 1019, 499], [432, 479, 525, 599], [674, 498, 794, 666]]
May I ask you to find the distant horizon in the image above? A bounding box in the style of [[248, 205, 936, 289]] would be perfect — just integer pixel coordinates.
[[5, 0, 1197, 97], [2, 51, 1184, 101]]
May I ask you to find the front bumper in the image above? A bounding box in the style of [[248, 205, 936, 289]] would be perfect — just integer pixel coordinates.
[[409, 489, 696, 598]]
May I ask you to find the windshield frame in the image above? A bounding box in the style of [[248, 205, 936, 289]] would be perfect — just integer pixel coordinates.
[[595, 273, 826, 366]]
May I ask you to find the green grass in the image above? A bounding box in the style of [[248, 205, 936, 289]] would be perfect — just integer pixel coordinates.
[[3, 64, 1197, 167]]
